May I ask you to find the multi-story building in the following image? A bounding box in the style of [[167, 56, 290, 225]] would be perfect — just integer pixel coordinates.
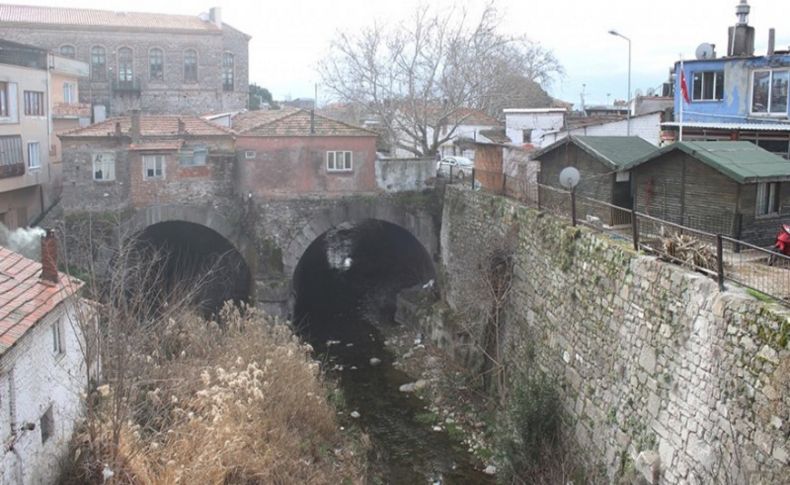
[[0, 40, 86, 229], [664, 0, 790, 158], [0, 4, 250, 117]]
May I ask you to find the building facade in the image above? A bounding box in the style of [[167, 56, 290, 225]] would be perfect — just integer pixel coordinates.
[[59, 112, 236, 212], [665, 1, 790, 158], [233, 109, 379, 198], [0, 233, 87, 485], [0, 4, 250, 117]]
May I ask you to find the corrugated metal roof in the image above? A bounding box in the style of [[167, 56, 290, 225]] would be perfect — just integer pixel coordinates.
[[533, 135, 657, 170], [662, 121, 790, 132], [624, 141, 790, 183]]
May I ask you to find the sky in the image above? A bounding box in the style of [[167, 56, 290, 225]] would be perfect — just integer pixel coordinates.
[[6, 0, 790, 107]]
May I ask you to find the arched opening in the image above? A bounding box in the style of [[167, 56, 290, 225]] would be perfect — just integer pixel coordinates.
[[292, 219, 435, 343], [132, 221, 252, 316]]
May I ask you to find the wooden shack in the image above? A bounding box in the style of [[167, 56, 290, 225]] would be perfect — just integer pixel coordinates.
[[626, 141, 790, 245], [533, 136, 657, 225]]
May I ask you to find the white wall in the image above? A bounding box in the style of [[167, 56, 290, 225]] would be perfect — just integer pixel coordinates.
[[0, 300, 88, 485], [504, 110, 566, 145], [539, 112, 662, 148]]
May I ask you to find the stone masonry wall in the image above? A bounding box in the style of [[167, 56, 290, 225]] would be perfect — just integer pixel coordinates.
[[438, 185, 788, 484]]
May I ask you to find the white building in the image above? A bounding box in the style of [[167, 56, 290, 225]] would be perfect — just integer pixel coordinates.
[[504, 108, 567, 146], [0, 230, 87, 485], [540, 111, 664, 147]]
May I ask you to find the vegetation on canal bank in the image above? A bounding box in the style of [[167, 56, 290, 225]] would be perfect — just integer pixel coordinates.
[[59, 305, 367, 485]]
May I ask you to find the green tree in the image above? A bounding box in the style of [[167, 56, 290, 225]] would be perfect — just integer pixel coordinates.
[[249, 83, 274, 110]]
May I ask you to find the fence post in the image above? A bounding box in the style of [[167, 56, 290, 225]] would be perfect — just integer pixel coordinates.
[[501, 173, 507, 195], [471, 168, 476, 189], [570, 189, 577, 226], [733, 213, 743, 253], [631, 212, 639, 251], [716, 234, 725, 291], [449, 165, 453, 183]]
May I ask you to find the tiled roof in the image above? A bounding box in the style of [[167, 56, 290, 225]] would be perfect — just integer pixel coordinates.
[[236, 109, 377, 137], [479, 128, 511, 144], [0, 4, 220, 32], [624, 141, 790, 183], [60, 115, 233, 138], [447, 107, 501, 127], [52, 102, 91, 118], [230, 108, 300, 133], [0, 246, 83, 356]]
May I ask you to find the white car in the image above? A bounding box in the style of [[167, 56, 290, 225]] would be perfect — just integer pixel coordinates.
[[436, 156, 474, 180]]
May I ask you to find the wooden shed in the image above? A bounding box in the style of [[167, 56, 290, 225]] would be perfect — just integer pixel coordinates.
[[625, 141, 790, 245], [533, 136, 657, 225]]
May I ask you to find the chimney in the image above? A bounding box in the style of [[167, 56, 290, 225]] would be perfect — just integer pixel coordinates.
[[209, 7, 222, 29], [310, 109, 315, 135], [727, 0, 755, 57], [768, 28, 776, 56], [130, 109, 141, 142], [40, 229, 58, 284], [177, 117, 186, 135]]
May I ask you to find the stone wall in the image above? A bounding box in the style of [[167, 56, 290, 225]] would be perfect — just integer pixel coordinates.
[[437, 185, 788, 484]]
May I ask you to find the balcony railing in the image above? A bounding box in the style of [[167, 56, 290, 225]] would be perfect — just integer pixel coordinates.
[[112, 78, 142, 95]]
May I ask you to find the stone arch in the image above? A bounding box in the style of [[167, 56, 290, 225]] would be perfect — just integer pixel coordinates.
[[283, 198, 438, 279], [127, 204, 256, 276]]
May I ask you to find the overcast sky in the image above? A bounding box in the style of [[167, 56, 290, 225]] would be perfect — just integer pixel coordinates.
[[7, 0, 790, 107]]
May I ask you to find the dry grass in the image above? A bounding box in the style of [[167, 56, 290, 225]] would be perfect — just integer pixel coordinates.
[[61, 304, 366, 485]]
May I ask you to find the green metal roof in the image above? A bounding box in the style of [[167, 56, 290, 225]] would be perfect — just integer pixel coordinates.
[[623, 141, 790, 183], [533, 136, 658, 170]]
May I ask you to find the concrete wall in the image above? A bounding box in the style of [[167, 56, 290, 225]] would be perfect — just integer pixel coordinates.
[[375, 158, 434, 192], [436, 185, 788, 484], [540, 113, 663, 148], [236, 136, 378, 197], [505, 109, 566, 145], [0, 300, 87, 485]]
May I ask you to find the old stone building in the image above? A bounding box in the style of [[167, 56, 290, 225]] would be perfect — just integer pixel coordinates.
[[0, 4, 250, 117]]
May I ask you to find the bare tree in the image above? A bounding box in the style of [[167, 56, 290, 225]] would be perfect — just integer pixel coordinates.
[[319, 3, 563, 157]]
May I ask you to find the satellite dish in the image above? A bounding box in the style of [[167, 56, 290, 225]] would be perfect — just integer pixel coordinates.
[[695, 43, 716, 60], [559, 166, 581, 189]]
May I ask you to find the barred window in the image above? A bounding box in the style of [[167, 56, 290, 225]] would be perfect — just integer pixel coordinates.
[[23, 91, 44, 116], [222, 52, 234, 91]]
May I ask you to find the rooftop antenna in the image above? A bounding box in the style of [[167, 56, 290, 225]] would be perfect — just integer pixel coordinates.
[[580, 83, 587, 117]]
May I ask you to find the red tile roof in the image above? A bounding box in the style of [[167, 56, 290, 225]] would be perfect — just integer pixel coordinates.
[[235, 109, 377, 137], [60, 115, 233, 138], [0, 4, 220, 32], [230, 108, 300, 134], [0, 246, 83, 356], [52, 102, 91, 119]]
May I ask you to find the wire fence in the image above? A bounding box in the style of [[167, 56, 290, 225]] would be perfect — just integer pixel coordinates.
[[437, 167, 790, 305]]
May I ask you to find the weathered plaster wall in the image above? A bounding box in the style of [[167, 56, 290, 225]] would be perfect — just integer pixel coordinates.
[[437, 185, 788, 484], [375, 158, 435, 193]]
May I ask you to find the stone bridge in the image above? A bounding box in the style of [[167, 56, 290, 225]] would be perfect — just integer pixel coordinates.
[[66, 190, 441, 317]]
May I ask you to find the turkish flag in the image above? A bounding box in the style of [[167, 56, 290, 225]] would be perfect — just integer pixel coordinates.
[[680, 70, 691, 104]]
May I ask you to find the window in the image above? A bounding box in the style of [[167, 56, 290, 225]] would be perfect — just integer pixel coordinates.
[[23, 91, 44, 116], [93, 153, 115, 181], [756, 182, 781, 216], [179, 146, 207, 166], [52, 319, 65, 354], [149, 48, 164, 81], [184, 49, 198, 83], [0, 82, 11, 118], [0, 136, 23, 167], [143, 154, 165, 179], [752, 70, 790, 114], [244, 150, 256, 159], [63, 82, 77, 104], [692, 71, 724, 101], [27, 142, 40, 169], [118, 47, 134, 83], [40, 405, 54, 443], [90, 46, 106, 81], [522, 129, 533, 143], [222, 52, 234, 91], [326, 151, 352, 172], [59, 45, 75, 59]]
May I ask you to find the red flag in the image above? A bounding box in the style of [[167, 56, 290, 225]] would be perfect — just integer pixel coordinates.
[[680, 69, 691, 104]]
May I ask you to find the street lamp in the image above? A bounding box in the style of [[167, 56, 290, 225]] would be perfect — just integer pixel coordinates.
[[608, 29, 631, 136]]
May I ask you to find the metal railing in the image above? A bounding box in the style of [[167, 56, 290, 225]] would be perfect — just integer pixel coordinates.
[[455, 167, 790, 305]]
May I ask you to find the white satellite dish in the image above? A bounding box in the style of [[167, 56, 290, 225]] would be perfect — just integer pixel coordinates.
[[695, 43, 716, 60], [559, 166, 581, 189]]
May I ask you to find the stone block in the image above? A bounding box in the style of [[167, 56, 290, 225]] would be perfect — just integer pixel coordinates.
[[639, 346, 657, 373], [635, 450, 660, 484]]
